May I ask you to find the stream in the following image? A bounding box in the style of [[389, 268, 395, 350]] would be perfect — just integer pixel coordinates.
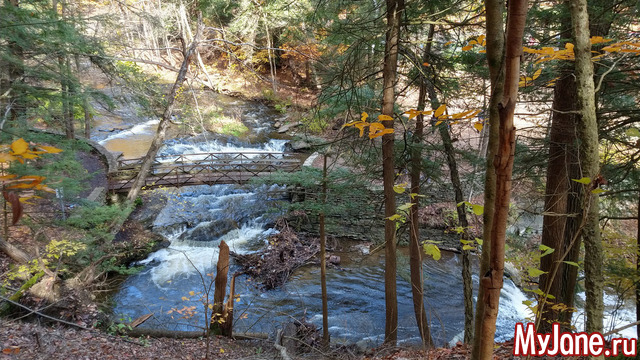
[[98, 91, 634, 347]]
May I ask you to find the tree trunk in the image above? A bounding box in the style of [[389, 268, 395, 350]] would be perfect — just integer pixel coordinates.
[[438, 122, 474, 343], [381, 0, 403, 345], [637, 190, 640, 340], [0, 236, 30, 264], [471, 0, 504, 358], [126, 14, 202, 202], [2, 0, 24, 125], [537, 63, 581, 333], [211, 240, 229, 333], [477, 0, 527, 358], [319, 153, 329, 349], [408, 24, 434, 348], [569, 0, 604, 343]]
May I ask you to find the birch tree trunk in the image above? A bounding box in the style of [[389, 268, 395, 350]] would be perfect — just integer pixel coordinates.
[[126, 14, 202, 202], [477, 0, 527, 358]]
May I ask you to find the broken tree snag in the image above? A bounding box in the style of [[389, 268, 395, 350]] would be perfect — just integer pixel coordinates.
[[221, 272, 240, 337], [211, 240, 229, 334]]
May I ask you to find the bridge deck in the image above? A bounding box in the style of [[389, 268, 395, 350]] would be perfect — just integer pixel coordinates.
[[108, 152, 303, 192]]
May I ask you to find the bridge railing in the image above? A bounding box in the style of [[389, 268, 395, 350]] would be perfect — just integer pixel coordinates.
[[109, 152, 302, 191]]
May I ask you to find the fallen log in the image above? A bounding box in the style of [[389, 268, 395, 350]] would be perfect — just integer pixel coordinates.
[[123, 327, 268, 340]]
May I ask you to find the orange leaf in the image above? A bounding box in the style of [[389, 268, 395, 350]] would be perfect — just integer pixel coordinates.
[[462, 45, 473, 51]]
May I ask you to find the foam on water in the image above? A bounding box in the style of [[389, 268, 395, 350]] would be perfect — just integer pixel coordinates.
[[139, 224, 266, 286]]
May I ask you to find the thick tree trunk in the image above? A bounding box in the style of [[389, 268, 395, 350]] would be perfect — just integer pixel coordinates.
[[126, 14, 202, 202], [471, 0, 504, 358], [569, 0, 604, 343], [477, 0, 527, 358], [408, 25, 434, 348], [211, 240, 229, 333], [381, 0, 404, 345], [537, 64, 581, 333]]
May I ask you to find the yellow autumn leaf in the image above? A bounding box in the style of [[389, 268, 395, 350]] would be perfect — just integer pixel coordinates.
[[378, 114, 393, 121], [476, 35, 485, 44], [444, 41, 454, 46], [473, 122, 484, 132], [434, 120, 443, 126], [189, 291, 195, 296], [369, 122, 385, 133], [434, 104, 447, 118], [468, 40, 477, 46], [421, 110, 433, 116], [393, 183, 406, 193], [361, 112, 369, 121], [181, 296, 189, 301], [354, 122, 368, 137], [369, 128, 393, 139], [462, 45, 473, 51], [11, 138, 29, 155], [39, 145, 63, 154], [404, 109, 421, 120], [532, 68, 542, 80], [0, 153, 17, 163]]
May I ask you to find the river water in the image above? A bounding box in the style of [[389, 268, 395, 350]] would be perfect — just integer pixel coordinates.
[[98, 92, 554, 346]]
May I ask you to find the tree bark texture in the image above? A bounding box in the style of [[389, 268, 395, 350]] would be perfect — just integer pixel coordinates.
[[537, 66, 582, 333], [126, 14, 202, 202], [381, 0, 404, 345], [569, 0, 604, 341], [472, 0, 504, 358], [211, 240, 229, 333], [478, 0, 527, 358], [408, 24, 435, 348]]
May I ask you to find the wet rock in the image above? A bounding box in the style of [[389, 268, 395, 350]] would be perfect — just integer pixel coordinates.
[[277, 121, 302, 133], [179, 218, 239, 242], [291, 140, 311, 151], [274, 121, 282, 128], [504, 261, 522, 287], [328, 255, 341, 265], [352, 243, 371, 255]]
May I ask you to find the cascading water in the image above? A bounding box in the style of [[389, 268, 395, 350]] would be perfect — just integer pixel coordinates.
[[103, 93, 535, 347]]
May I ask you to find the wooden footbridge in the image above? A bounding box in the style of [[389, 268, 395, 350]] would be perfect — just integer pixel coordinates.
[[108, 152, 303, 192]]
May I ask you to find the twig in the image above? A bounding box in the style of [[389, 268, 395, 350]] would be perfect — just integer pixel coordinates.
[[0, 295, 146, 346]]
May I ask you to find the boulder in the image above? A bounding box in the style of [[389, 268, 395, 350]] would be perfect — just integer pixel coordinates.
[[277, 121, 302, 133], [291, 140, 311, 151]]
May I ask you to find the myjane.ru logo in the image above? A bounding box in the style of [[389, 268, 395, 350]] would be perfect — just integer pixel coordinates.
[[513, 323, 637, 357]]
